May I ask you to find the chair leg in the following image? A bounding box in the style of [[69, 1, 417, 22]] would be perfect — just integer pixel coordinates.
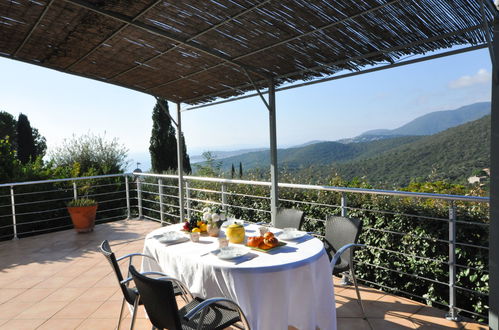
[[117, 297, 126, 330], [350, 263, 373, 330], [129, 298, 139, 330]]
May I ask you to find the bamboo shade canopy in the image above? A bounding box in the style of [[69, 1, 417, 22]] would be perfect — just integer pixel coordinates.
[[0, 0, 495, 105]]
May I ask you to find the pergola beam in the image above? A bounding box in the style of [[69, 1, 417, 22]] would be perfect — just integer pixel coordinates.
[[110, 0, 273, 81], [145, 0, 403, 92], [182, 25, 484, 105], [63, 0, 269, 79], [183, 44, 486, 111]]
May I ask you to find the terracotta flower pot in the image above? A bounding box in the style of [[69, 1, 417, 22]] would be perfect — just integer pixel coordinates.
[[67, 205, 98, 233]]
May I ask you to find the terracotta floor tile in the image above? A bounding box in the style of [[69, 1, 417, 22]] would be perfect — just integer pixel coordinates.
[[36, 318, 85, 330], [462, 321, 489, 330], [0, 318, 45, 330], [37, 276, 77, 289], [366, 293, 425, 318], [43, 287, 87, 302], [88, 299, 125, 319], [370, 316, 417, 329], [409, 307, 467, 329], [75, 287, 117, 302], [337, 317, 372, 330], [75, 318, 118, 330], [10, 288, 56, 303], [335, 285, 386, 301], [0, 288, 24, 304], [14, 300, 67, 319], [0, 301, 35, 319], [52, 298, 103, 319], [9, 276, 46, 289]]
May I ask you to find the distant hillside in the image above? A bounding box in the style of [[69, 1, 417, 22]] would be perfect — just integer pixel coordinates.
[[190, 148, 266, 163], [215, 136, 421, 171], [359, 102, 490, 137], [332, 115, 490, 186]]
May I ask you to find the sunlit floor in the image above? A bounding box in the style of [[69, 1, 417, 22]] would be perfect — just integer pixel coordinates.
[[0, 219, 487, 329]]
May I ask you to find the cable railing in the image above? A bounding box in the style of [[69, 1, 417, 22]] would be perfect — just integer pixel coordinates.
[[0, 172, 489, 323]]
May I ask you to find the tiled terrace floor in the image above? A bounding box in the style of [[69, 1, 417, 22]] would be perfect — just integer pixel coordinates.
[[0, 219, 488, 330]]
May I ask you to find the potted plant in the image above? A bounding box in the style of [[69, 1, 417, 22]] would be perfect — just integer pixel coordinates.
[[67, 198, 98, 233]]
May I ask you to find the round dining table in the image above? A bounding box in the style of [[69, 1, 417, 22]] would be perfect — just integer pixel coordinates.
[[142, 223, 336, 330]]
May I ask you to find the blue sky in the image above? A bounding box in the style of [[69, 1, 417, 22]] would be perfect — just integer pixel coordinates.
[[0, 47, 491, 167]]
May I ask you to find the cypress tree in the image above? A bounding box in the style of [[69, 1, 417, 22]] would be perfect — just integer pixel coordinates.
[[180, 133, 192, 174], [149, 100, 191, 174], [231, 164, 235, 178], [239, 162, 243, 178], [16, 113, 36, 164]]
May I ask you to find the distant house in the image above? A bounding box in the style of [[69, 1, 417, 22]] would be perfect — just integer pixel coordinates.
[[468, 168, 490, 185], [468, 176, 482, 184]]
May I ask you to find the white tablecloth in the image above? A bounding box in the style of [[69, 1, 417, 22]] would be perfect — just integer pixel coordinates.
[[142, 223, 336, 330]]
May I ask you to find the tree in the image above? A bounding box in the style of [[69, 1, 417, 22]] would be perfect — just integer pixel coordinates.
[[231, 164, 235, 178], [0, 111, 17, 145], [16, 113, 36, 164], [149, 100, 191, 174], [32, 128, 47, 159], [194, 152, 221, 177], [239, 162, 243, 178], [50, 133, 129, 175], [0, 139, 20, 183], [180, 133, 192, 174]]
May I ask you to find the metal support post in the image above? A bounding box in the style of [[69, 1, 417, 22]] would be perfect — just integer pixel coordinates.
[[137, 177, 143, 219], [72, 182, 78, 200], [221, 183, 228, 211], [341, 192, 348, 217], [10, 186, 18, 240], [446, 202, 460, 321], [158, 179, 164, 225], [125, 175, 131, 220], [177, 102, 185, 223], [268, 78, 279, 223], [185, 181, 191, 219], [489, 15, 499, 330]]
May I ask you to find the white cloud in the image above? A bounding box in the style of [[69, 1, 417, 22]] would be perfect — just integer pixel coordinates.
[[448, 69, 491, 89]]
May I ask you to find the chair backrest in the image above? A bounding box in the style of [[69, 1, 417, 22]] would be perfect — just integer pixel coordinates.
[[129, 265, 182, 330], [99, 240, 136, 305], [273, 207, 305, 230], [325, 216, 363, 274]]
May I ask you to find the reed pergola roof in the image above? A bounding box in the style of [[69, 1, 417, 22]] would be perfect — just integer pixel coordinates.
[[0, 0, 495, 105]]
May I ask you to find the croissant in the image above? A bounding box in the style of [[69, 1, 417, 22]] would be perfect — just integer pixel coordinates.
[[263, 232, 274, 240], [264, 236, 279, 247]]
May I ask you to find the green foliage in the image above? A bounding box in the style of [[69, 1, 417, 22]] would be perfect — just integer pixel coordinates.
[[0, 111, 17, 145], [67, 198, 98, 207], [0, 138, 20, 182], [49, 133, 129, 175], [194, 152, 222, 177], [149, 100, 191, 174]]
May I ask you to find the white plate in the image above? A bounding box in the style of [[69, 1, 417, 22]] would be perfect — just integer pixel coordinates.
[[158, 231, 188, 244], [278, 230, 308, 241], [217, 246, 251, 260]]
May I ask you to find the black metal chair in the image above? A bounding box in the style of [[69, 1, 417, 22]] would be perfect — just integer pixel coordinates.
[[273, 207, 305, 230], [324, 216, 369, 322], [99, 240, 183, 330], [129, 265, 251, 330]]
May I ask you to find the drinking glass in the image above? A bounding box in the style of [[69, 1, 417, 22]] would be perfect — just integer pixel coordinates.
[[190, 232, 200, 242]]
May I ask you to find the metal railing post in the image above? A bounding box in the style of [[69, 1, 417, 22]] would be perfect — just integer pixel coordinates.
[[446, 201, 460, 321], [159, 179, 164, 225], [10, 186, 18, 240], [341, 192, 348, 217], [72, 182, 78, 200], [125, 175, 131, 220], [221, 183, 228, 211], [185, 181, 191, 220], [137, 177, 143, 220]]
